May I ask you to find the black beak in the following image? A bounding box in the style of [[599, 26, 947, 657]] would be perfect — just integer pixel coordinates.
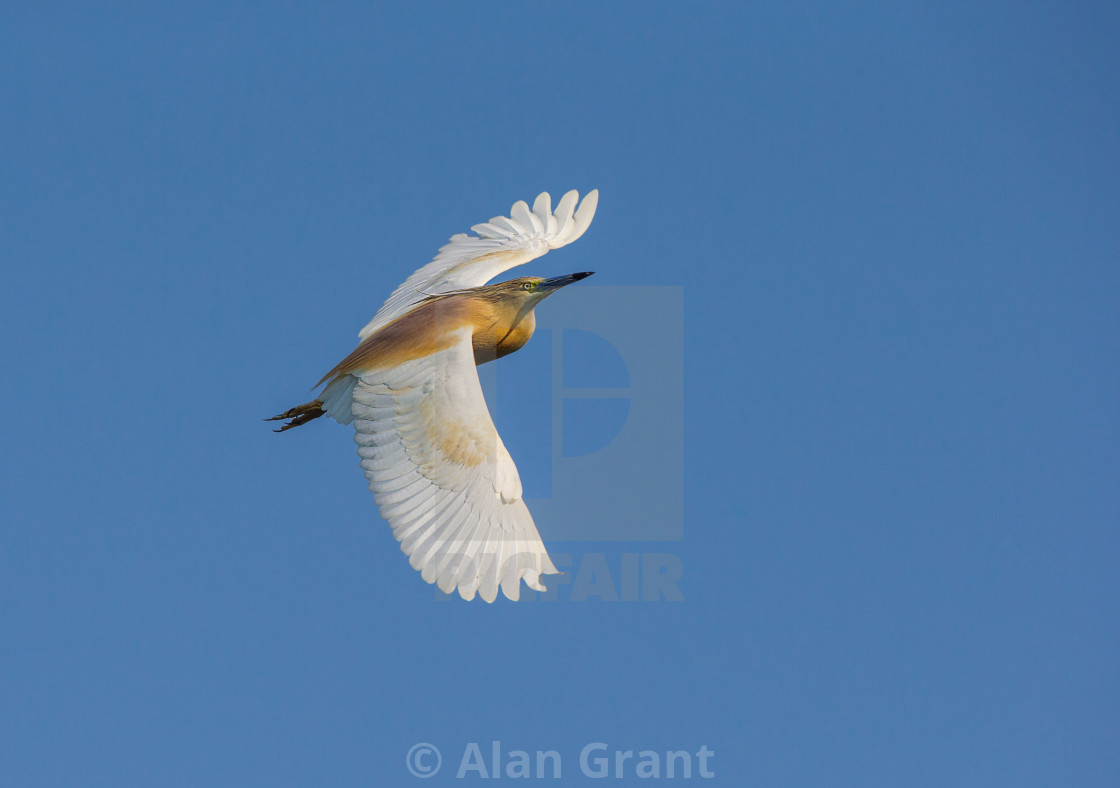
[[539, 271, 594, 291]]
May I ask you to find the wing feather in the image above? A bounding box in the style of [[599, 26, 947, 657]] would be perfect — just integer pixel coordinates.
[[350, 330, 559, 601], [357, 189, 598, 340]]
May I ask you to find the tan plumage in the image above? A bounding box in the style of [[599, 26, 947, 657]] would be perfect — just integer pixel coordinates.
[[268, 190, 599, 602], [317, 277, 546, 385]]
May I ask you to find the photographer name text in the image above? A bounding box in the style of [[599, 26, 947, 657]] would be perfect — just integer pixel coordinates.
[[406, 740, 715, 779]]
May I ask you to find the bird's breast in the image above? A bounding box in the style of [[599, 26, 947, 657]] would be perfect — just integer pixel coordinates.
[[472, 308, 535, 365]]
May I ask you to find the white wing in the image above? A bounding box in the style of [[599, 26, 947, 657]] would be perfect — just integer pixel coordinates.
[[358, 189, 598, 340], [351, 327, 559, 602]]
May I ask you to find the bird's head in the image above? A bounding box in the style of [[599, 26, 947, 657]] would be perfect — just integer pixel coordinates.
[[483, 271, 594, 307]]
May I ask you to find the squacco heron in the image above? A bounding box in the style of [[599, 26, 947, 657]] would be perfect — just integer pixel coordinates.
[[269, 190, 599, 602]]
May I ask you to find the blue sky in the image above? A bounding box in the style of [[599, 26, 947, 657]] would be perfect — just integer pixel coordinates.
[[2, 2, 1117, 785]]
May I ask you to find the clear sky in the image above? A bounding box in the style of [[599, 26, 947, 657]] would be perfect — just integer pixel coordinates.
[[2, 2, 1117, 785]]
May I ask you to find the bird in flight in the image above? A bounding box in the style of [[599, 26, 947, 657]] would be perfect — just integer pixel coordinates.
[[269, 190, 599, 602]]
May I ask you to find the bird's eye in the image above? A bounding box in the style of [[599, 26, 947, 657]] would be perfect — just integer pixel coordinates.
[[522, 281, 535, 290]]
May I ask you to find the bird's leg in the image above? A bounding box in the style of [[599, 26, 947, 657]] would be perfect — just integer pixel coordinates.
[[265, 399, 326, 432]]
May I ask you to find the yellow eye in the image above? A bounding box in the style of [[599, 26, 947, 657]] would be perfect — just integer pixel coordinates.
[[522, 281, 535, 290]]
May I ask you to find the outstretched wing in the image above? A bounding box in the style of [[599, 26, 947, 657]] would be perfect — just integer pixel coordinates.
[[351, 327, 559, 602], [358, 189, 598, 340]]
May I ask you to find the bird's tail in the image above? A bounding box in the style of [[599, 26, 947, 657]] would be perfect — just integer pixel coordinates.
[[266, 399, 326, 432]]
